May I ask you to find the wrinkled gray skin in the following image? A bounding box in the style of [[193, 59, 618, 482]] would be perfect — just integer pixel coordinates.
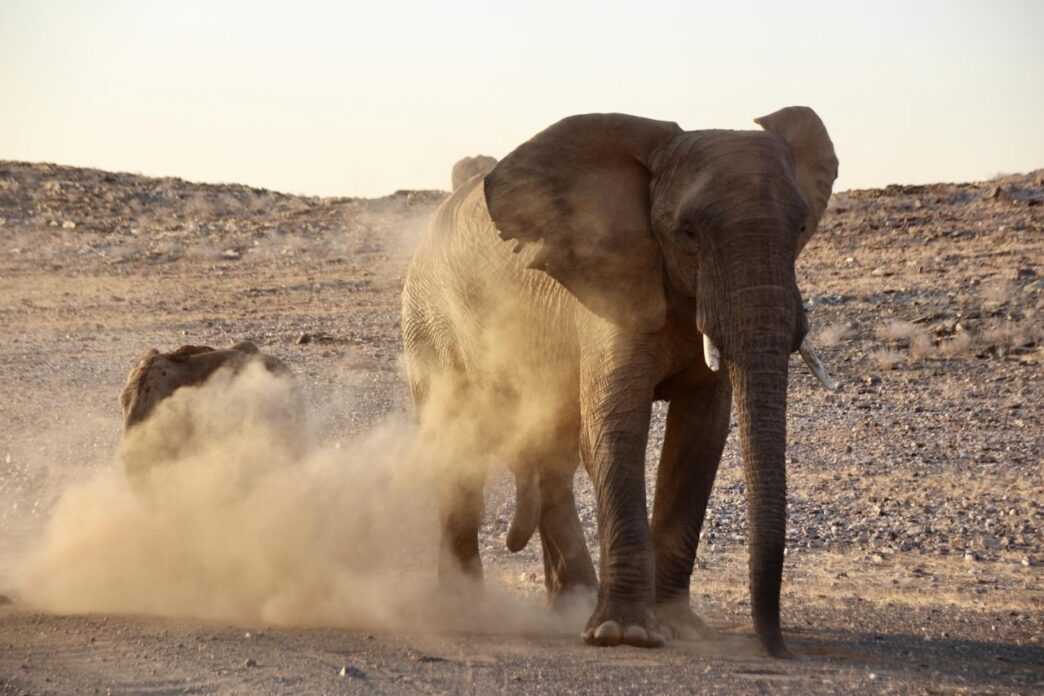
[[402, 108, 838, 657], [451, 155, 498, 190]]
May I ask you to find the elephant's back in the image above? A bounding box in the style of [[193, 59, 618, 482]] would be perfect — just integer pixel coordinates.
[[402, 177, 579, 383]]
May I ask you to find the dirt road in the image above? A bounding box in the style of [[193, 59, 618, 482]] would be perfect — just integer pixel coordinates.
[[1, 162, 1041, 693]]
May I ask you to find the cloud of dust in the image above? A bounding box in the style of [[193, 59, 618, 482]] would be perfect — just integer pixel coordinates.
[[13, 362, 591, 637]]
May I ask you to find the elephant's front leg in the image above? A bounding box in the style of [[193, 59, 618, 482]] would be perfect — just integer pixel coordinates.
[[579, 332, 664, 648], [651, 374, 731, 640]]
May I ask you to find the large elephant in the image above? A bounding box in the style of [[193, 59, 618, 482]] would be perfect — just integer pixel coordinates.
[[402, 107, 838, 657]]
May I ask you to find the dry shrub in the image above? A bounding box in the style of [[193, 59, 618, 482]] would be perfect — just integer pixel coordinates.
[[875, 320, 937, 362], [875, 320, 920, 343], [939, 332, 973, 358], [981, 321, 1026, 350], [871, 350, 903, 370], [816, 323, 851, 348], [909, 333, 935, 360]]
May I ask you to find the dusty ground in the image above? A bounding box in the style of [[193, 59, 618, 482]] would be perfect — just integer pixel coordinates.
[[0, 160, 1042, 694]]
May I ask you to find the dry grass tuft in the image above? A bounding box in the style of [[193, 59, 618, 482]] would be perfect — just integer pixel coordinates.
[[981, 321, 1027, 350], [817, 323, 852, 348], [871, 349, 903, 370], [910, 333, 935, 359], [939, 332, 973, 358], [875, 320, 920, 343]]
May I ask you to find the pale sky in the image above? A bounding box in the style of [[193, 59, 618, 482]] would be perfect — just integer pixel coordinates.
[[2, 1, 1042, 197]]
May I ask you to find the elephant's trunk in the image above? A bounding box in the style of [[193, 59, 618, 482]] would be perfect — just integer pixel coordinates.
[[725, 285, 793, 658], [506, 468, 540, 552]]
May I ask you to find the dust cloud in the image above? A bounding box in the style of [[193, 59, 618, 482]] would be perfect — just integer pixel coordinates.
[[12, 362, 590, 636]]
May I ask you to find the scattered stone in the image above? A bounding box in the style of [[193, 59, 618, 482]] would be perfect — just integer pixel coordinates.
[[339, 665, 366, 679], [61, 220, 76, 229], [221, 249, 241, 260], [245, 658, 258, 668]]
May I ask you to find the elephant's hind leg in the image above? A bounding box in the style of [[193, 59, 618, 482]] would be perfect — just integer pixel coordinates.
[[436, 464, 487, 583], [406, 344, 488, 586], [651, 376, 732, 640], [537, 469, 597, 609]]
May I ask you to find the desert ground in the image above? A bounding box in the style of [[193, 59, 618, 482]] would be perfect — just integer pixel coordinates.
[[0, 160, 1042, 694]]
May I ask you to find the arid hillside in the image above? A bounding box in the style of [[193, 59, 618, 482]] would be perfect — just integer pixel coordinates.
[[0, 160, 1041, 694]]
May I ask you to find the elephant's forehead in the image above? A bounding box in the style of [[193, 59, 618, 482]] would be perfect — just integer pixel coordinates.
[[672, 130, 793, 176]]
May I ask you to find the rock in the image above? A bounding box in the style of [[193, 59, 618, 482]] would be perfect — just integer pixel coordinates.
[[296, 332, 312, 345], [964, 552, 978, 563], [244, 658, 258, 668], [339, 665, 366, 679], [61, 220, 76, 229], [221, 249, 241, 260]]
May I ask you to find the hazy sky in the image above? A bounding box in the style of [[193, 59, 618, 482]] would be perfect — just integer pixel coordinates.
[[2, 1, 1042, 197]]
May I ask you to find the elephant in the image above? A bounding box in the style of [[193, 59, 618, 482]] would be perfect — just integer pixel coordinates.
[[119, 341, 295, 493], [451, 155, 498, 191], [401, 107, 838, 657]]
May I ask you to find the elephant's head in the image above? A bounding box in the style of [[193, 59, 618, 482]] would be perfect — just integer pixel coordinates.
[[483, 108, 838, 656], [451, 155, 498, 191]]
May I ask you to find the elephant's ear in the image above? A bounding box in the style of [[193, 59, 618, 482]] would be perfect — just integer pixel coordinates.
[[484, 113, 682, 331], [754, 106, 838, 255]]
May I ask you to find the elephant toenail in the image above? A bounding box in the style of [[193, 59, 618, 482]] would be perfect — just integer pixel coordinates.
[[593, 621, 622, 643], [623, 625, 649, 644]]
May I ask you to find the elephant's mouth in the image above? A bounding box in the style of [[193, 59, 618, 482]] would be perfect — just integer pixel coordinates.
[[700, 332, 837, 390]]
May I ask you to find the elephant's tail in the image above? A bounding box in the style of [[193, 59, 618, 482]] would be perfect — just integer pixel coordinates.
[[506, 469, 540, 552]]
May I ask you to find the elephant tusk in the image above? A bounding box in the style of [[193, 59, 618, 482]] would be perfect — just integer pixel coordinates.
[[799, 338, 838, 390], [703, 334, 720, 372]]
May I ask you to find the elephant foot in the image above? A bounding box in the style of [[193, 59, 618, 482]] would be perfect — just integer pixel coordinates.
[[757, 628, 793, 659], [582, 603, 666, 648], [654, 599, 715, 641]]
